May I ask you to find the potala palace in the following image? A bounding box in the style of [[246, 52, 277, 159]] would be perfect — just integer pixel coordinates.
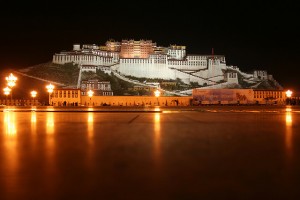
[[52, 39, 282, 93]]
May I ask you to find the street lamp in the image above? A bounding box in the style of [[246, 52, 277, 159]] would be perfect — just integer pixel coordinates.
[[286, 90, 292, 98], [6, 73, 17, 101], [87, 90, 94, 106], [285, 90, 293, 105], [154, 89, 161, 106], [46, 83, 55, 105], [3, 87, 11, 105], [3, 87, 11, 96], [31, 90, 37, 106]]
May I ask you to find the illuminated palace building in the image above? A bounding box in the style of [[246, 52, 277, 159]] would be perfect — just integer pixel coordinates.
[[52, 39, 281, 88], [53, 39, 228, 86]]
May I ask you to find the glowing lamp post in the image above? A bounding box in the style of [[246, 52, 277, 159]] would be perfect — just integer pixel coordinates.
[[154, 89, 161, 106], [46, 83, 55, 105], [31, 91, 37, 106], [3, 87, 11, 96], [285, 90, 293, 105], [286, 90, 292, 98], [6, 73, 17, 101], [87, 90, 94, 106]]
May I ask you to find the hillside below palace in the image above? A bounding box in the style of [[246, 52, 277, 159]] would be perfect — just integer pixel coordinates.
[[52, 39, 279, 87]]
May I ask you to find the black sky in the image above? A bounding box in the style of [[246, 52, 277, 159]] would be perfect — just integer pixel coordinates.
[[1, 0, 299, 91]]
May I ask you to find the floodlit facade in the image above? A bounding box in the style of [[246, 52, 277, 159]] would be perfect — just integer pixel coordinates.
[[51, 89, 81, 106], [48, 89, 192, 107], [120, 39, 155, 58], [52, 39, 228, 86], [52, 39, 280, 88], [47, 88, 287, 106], [81, 79, 113, 96], [192, 88, 286, 105], [253, 89, 285, 104]]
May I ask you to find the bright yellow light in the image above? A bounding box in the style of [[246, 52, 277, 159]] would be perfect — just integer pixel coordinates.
[[286, 113, 292, 126], [7, 81, 16, 87], [88, 113, 94, 123], [46, 83, 54, 93], [6, 73, 17, 81], [154, 107, 161, 112], [46, 112, 54, 134], [154, 89, 161, 97], [6, 73, 17, 88], [4, 112, 17, 135], [46, 107, 54, 112], [3, 87, 11, 96], [286, 90, 292, 98], [31, 90, 37, 98], [87, 112, 94, 139], [153, 113, 161, 166], [31, 111, 37, 123], [154, 113, 160, 123], [87, 90, 94, 97]]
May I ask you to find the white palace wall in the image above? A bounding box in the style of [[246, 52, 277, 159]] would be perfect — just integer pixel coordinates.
[[117, 62, 176, 80], [53, 54, 116, 66]]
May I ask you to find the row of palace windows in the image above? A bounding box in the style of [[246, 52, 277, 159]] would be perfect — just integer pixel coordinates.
[[54, 91, 78, 94], [228, 73, 237, 78], [120, 59, 206, 66], [168, 52, 185, 56], [121, 47, 152, 50], [122, 59, 153, 64], [54, 94, 78, 98], [82, 84, 111, 90], [55, 55, 113, 62], [187, 56, 207, 60], [254, 91, 283, 99], [169, 61, 206, 66], [54, 91, 78, 98]]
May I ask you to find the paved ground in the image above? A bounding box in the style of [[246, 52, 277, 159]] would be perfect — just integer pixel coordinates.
[[0, 106, 300, 199]]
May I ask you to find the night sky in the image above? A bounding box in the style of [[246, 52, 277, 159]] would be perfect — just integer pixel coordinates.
[[1, 1, 299, 91]]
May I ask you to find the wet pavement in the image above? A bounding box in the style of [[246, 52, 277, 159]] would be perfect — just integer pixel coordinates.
[[0, 106, 300, 199]]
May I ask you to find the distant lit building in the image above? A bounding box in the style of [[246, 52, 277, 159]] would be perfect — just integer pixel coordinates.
[[224, 72, 238, 84], [192, 88, 286, 105], [160, 81, 177, 87], [51, 88, 81, 106], [105, 39, 121, 52], [52, 39, 281, 89], [98, 66, 111, 74], [81, 65, 97, 73], [52, 43, 119, 65], [167, 45, 186, 60], [120, 39, 156, 58], [129, 85, 158, 92], [253, 89, 285, 104], [81, 79, 113, 96], [253, 70, 268, 80]]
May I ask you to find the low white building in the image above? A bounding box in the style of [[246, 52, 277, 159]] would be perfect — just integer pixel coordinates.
[[224, 72, 239, 84], [254, 70, 268, 80]]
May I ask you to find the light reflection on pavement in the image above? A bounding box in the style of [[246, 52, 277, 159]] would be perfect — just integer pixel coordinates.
[[0, 105, 299, 199]]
